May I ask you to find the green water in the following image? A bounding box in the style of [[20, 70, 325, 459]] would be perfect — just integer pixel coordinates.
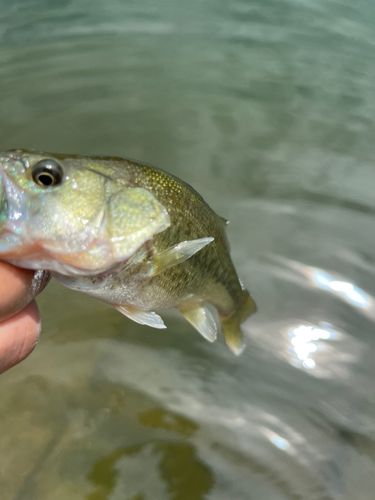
[[1, 0, 375, 498]]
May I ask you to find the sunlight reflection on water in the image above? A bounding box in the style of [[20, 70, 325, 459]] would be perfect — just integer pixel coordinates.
[[312, 271, 372, 310], [270, 255, 375, 318], [283, 321, 362, 379], [288, 323, 341, 372]]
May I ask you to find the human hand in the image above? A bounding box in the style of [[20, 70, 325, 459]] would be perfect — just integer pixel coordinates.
[[0, 262, 50, 374]]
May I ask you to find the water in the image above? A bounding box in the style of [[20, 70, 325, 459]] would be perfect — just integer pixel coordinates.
[[1, 0, 375, 498]]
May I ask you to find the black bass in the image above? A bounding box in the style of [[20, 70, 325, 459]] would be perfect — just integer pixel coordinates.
[[0, 150, 256, 353]]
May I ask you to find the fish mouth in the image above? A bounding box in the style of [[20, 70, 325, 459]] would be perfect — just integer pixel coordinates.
[[0, 159, 25, 253], [0, 165, 8, 231]]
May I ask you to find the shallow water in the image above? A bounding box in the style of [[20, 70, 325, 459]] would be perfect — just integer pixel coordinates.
[[1, 0, 375, 499]]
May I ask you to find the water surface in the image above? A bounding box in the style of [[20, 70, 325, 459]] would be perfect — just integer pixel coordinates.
[[0, 0, 375, 499]]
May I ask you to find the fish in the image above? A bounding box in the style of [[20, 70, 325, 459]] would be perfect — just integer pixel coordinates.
[[0, 149, 256, 354]]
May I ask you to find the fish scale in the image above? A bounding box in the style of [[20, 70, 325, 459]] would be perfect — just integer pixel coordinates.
[[0, 149, 256, 353]]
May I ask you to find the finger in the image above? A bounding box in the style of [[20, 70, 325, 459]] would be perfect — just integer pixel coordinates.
[[0, 262, 50, 321], [0, 300, 41, 375]]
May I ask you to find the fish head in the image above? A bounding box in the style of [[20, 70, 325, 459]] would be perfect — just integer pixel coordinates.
[[0, 150, 170, 275]]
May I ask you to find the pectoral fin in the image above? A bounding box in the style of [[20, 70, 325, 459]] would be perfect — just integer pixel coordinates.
[[178, 302, 217, 342], [146, 237, 214, 278], [115, 305, 166, 329]]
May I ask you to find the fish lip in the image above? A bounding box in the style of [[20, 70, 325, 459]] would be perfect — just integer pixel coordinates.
[[0, 162, 8, 207], [0, 166, 5, 230], [1, 170, 21, 220], [0, 160, 27, 240], [0, 166, 18, 250]]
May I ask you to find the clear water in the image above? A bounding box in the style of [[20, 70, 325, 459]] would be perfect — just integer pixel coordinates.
[[1, 0, 375, 499]]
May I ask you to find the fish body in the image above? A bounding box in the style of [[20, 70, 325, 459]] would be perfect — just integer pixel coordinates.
[[0, 150, 256, 353]]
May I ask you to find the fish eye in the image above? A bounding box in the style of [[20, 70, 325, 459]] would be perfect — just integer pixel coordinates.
[[31, 159, 64, 187]]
